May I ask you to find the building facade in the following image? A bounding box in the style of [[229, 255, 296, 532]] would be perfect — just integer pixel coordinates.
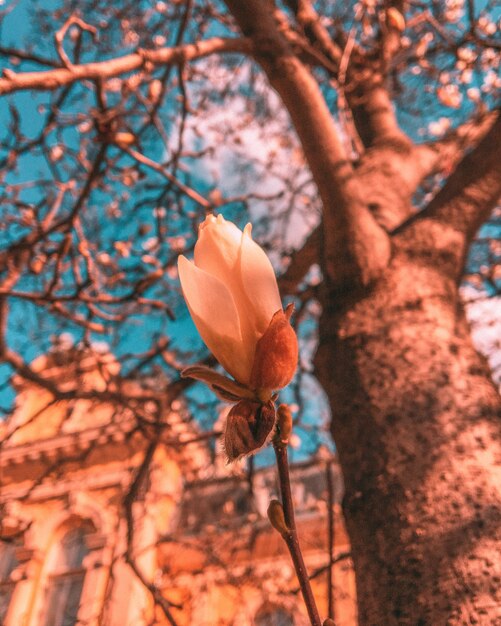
[[0, 347, 356, 626]]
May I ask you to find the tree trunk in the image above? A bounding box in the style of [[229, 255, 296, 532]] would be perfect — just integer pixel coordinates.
[[315, 240, 501, 625]]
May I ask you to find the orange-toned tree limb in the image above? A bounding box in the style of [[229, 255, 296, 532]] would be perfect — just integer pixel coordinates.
[[0, 37, 251, 95]]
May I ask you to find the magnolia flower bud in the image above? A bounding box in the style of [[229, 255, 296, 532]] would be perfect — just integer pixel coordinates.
[[178, 215, 297, 390]]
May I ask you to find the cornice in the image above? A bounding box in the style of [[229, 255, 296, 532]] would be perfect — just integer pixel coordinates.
[[0, 417, 138, 468]]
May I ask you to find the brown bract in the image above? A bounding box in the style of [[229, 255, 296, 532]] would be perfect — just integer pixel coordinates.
[[223, 400, 276, 462], [250, 304, 299, 393]]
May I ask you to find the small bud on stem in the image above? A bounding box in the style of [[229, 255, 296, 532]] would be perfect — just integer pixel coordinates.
[[386, 7, 405, 31], [267, 499, 289, 536], [275, 403, 293, 444]]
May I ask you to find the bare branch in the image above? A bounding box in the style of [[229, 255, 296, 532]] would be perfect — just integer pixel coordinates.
[[398, 110, 501, 277], [224, 0, 390, 288], [123, 442, 182, 626], [54, 14, 98, 69], [285, 0, 342, 67], [423, 111, 501, 239], [415, 110, 500, 181], [279, 226, 320, 295], [122, 146, 211, 210], [0, 37, 252, 96]]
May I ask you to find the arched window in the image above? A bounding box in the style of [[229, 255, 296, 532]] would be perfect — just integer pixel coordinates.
[[42, 525, 91, 626], [0, 542, 19, 623], [255, 607, 294, 626]]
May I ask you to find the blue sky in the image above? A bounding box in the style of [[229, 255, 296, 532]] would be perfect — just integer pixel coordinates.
[[0, 0, 499, 461]]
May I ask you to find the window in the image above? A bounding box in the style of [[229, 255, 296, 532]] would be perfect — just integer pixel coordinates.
[[0, 542, 19, 623], [255, 607, 294, 626], [42, 526, 91, 626]]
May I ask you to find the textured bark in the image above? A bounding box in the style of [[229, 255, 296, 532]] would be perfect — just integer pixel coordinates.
[[313, 113, 501, 625], [315, 236, 501, 625], [223, 4, 501, 622]]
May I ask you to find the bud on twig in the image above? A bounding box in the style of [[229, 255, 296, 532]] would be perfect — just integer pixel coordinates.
[[267, 499, 288, 536], [276, 403, 293, 444], [224, 401, 276, 462], [178, 215, 298, 389], [323, 619, 336, 626], [148, 78, 162, 102], [386, 7, 405, 32], [114, 132, 136, 146]]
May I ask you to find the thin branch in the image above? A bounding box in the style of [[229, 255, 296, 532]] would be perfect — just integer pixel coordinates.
[[279, 226, 320, 295], [0, 46, 61, 67], [286, 0, 342, 67], [123, 441, 182, 626], [273, 431, 322, 626], [290, 552, 352, 595], [54, 14, 97, 69], [122, 147, 211, 210], [326, 459, 335, 620], [415, 110, 500, 180], [0, 37, 252, 96]]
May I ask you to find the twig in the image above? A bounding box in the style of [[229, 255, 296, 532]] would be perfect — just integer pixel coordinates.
[[54, 14, 98, 69], [336, 12, 364, 157], [123, 146, 211, 210], [289, 552, 352, 595], [326, 459, 335, 620], [123, 441, 181, 626], [272, 415, 322, 626]]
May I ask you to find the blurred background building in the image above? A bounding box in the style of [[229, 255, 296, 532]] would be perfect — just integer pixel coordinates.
[[0, 345, 356, 626]]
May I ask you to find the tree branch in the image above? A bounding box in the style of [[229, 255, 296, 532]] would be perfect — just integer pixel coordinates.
[[397, 110, 501, 277], [279, 226, 320, 295], [273, 433, 322, 626], [123, 441, 182, 626], [347, 110, 500, 233], [285, 0, 407, 151], [285, 0, 342, 67], [0, 37, 251, 96], [224, 0, 390, 288], [414, 110, 499, 182], [423, 111, 501, 239]]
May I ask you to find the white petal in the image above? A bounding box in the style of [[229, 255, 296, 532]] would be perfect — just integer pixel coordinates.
[[178, 255, 253, 384], [194, 214, 257, 358], [194, 214, 242, 284], [239, 224, 282, 335]]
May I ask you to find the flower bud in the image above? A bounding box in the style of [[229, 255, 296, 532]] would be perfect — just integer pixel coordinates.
[[386, 7, 405, 32], [223, 400, 276, 462], [275, 403, 293, 444], [114, 132, 136, 146], [178, 215, 294, 388], [267, 499, 288, 536]]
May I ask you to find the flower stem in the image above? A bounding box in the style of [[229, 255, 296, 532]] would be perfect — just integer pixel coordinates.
[[273, 436, 322, 626]]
